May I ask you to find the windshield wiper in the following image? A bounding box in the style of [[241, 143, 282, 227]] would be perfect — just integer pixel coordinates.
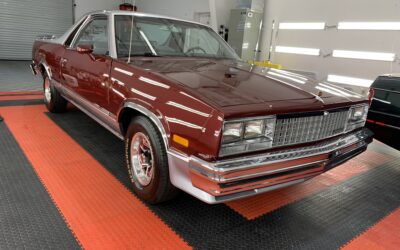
[[129, 52, 160, 57]]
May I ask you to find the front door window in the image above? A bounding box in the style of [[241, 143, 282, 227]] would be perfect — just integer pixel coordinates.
[[74, 17, 109, 55]]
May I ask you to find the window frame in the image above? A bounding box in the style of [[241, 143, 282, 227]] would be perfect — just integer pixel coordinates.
[[110, 13, 239, 60], [68, 14, 110, 56]]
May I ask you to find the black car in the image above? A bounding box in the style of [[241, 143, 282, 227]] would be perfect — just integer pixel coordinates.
[[367, 75, 400, 150]]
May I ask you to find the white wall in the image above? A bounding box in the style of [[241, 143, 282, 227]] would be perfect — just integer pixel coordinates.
[[214, 0, 236, 28], [74, 0, 120, 20], [264, 0, 400, 85], [135, 0, 210, 21]]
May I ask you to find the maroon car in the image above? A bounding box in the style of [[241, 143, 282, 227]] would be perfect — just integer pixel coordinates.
[[31, 10, 374, 204]]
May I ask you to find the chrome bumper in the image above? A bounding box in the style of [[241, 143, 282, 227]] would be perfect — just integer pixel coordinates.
[[167, 128, 373, 204]]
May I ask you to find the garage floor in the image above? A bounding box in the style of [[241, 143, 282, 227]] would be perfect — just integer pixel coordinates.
[[0, 61, 41, 91], [0, 65, 399, 249]]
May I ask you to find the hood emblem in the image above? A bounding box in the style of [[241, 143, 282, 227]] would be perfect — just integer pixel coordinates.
[[324, 111, 329, 116]]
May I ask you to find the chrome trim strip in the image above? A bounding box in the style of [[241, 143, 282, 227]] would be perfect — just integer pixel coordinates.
[[40, 62, 52, 79], [111, 77, 125, 86], [122, 102, 169, 149], [165, 117, 204, 130], [29, 63, 37, 76], [139, 76, 170, 89], [130, 88, 156, 100], [54, 81, 124, 140], [190, 129, 371, 174], [368, 119, 400, 131], [373, 87, 400, 95], [114, 67, 134, 76], [168, 149, 309, 204], [70, 15, 93, 48], [192, 159, 326, 183], [382, 123, 400, 130], [369, 109, 400, 119], [110, 11, 210, 28], [167, 129, 371, 204], [166, 101, 211, 118]]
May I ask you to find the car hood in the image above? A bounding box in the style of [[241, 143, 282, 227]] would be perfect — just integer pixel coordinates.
[[129, 58, 365, 109]]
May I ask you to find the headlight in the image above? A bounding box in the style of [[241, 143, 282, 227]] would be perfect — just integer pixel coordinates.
[[220, 116, 276, 156], [346, 104, 369, 132], [222, 122, 243, 143], [349, 105, 368, 122], [244, 120, 264, 138]]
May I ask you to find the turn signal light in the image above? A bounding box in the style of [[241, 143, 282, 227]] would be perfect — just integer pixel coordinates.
[[173, 134, 189, 147]]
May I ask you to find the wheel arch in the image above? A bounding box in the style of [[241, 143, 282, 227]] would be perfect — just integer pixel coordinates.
[[38, 61, 52, 79], [118, 102, 170, 149]]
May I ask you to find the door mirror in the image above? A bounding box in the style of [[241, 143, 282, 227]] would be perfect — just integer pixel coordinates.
[[77, 44, 94, 54]]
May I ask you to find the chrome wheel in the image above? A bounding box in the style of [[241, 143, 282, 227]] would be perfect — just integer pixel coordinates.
[[44, 78, 51, 103], [130, 132, 154, 187]]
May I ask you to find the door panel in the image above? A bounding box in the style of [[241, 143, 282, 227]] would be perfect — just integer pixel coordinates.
[[61, 15, 112, 110]]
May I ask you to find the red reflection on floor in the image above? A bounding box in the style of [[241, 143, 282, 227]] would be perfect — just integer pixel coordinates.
[[343, 208, 400, 250]]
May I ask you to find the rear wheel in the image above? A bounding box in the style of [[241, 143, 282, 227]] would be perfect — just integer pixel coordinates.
[[43, 74, 67, 113], [125, 116, 178, 204]]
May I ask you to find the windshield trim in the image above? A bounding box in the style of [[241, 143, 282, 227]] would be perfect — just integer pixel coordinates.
[[111, 14, 240, 61]]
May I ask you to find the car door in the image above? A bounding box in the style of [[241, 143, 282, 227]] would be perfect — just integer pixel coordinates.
[[61, 14, 112, 112]]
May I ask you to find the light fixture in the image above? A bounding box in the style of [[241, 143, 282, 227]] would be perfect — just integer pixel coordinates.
[[279, 22, 326, 30], [327, 74, 374, 87], [332, 50, 395, 62], [338, 22, 400, 30], [275, 46, 320, 56]]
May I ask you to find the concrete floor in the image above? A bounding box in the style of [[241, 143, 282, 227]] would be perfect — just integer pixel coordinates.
[[0, 60, 42, 91]]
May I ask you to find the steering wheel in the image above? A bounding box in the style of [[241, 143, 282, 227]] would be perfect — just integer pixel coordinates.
[[185, 46, 207, 55]]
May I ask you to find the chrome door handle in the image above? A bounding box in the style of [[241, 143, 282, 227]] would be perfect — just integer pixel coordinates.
[[60, 58, 68, 67]]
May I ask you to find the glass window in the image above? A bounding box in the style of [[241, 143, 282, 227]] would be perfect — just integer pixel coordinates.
[[114, 15, 239, 60], [74, 16, 109, 55], [65, 18, 87, 47]]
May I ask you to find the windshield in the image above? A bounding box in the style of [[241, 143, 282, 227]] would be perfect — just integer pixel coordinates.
[[114, 15, 239, 60]]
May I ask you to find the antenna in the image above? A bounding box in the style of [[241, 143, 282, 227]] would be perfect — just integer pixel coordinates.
[[127, 15, 134, 63]]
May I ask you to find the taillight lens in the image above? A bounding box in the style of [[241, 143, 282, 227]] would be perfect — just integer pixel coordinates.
[[368, 88, 375, 106]]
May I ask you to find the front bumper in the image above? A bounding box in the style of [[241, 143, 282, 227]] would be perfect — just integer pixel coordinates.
[[168, 128, 373, 204]]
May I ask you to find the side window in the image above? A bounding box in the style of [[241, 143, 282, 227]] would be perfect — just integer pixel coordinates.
[[74, 17, 109, 55], [65, 18, 86, 47]]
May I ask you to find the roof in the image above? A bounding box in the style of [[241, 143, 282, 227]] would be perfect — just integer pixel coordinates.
[[85, 10, 209, 28]]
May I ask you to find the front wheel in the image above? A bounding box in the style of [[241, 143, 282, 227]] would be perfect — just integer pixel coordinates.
[[43, 74, 67, 113], [125, 116, 179, 204]]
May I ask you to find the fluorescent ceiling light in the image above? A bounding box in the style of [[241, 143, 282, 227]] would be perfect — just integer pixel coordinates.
[[338, 22, 400, 30], [275, 46, 320, 56], [332, 50, 396, 62], [327, 74, 374, 87], [279, 22, 325, 30]]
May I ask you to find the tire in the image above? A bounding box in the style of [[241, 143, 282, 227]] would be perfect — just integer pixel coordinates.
[[43, 73, 68, 113], [125, 116, 179, 204]]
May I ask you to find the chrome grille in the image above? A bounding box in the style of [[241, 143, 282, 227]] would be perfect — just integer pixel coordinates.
[[273, 110, 349, 147]]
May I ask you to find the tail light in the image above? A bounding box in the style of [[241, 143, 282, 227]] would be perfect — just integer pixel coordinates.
[[368, 87, 375, 106]]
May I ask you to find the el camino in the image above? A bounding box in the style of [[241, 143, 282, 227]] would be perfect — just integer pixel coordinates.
[[31, 10, 374, 204]]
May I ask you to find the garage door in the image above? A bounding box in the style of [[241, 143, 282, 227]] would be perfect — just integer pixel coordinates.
[[0, 0, 73, 60]]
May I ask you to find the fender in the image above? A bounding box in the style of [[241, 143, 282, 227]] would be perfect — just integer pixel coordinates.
[[39, 61, 52, 79], [120, 102, 170, 149]]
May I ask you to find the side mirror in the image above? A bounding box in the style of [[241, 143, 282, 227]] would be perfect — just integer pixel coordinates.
[[77, 44, 94, 54]]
